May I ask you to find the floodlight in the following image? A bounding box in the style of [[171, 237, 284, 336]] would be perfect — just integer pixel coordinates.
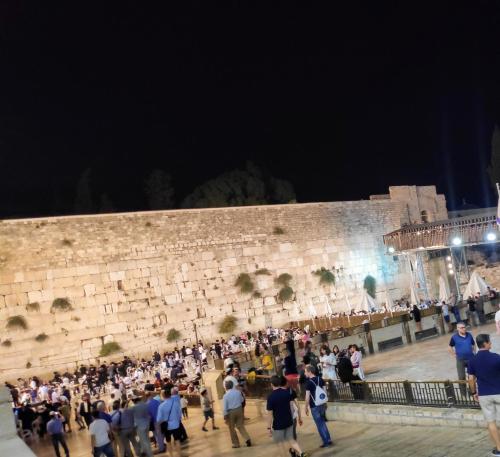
[[486, 232, 497, 242], [451, 237, 462, 246], [388, 246, 395, 254], [446, 256, 451, 261], [447, 263, 453, 268]]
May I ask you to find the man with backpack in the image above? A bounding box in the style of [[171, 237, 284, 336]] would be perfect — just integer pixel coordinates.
[[304, 364, 332, 448]]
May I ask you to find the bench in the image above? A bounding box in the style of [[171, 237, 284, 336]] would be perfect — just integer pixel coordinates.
[[415, 327, 438, 341], [378, 336, 404, 352]]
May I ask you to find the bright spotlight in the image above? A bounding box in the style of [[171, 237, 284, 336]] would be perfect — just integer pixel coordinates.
[[447, 263, 453, 268], [388, 246, 395, 253], [486, 232, 497, 242], [446, 256, 451, 261], [452, 237, 462, 246], [448, 269, 454, 275]]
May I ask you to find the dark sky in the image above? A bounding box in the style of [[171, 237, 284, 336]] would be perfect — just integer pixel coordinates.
[[1, 2, 500, 218]]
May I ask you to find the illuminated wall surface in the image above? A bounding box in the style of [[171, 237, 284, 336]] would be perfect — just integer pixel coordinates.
[[0, 200, 411, 379]]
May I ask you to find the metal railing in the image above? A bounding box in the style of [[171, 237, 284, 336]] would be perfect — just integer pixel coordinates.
[[244, 376, 480, 409]]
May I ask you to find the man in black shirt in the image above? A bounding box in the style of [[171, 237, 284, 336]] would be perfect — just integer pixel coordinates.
[[266, 376, 306, 457]]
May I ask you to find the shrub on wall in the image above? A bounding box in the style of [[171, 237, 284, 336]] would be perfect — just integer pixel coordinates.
[[35, 333, 49, 342], [26, 302, 40, 312], [1, 339, 12, 347], [313, 267, 336, 286], [51, 298, 73, 313], [99, 342, 122, 357], [235, 273, 254, 294], [255, 268, 271, 276], [273, 226, 285, 235], [252, 291, 262, 298], [6, 315, 28, 330], [363, 275, 377, 298], [219, 315, 237, 334], [167, 328, 181, 343], [275, 273, 292, 287], [278, 286, 294, 303]]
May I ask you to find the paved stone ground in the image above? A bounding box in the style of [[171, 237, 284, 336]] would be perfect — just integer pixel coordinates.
[[29, 404, 493, 457], [28, 323, 500, 457], [363, 322, 497, 381]]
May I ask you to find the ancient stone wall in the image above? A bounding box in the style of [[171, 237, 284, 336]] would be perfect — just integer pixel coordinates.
[[0, 200, 409, 380]]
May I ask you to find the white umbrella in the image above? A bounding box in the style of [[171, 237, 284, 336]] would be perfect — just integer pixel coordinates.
[[385, 289, 394, 311], [308, 300, 318, 318], [438, 276, 450, 303], [359, 290, 377, 312], [325, 298, 333, 315], [463, 271, 490, 298], [410, 283, 420, 305]]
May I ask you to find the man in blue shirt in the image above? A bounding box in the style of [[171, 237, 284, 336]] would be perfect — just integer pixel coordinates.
[[223, 380, 251, 448], [47, 411, 70, 457], [147, 391, 165, 453], [304, 364, 332, 448], [448, 322, 476, 395], [266, 375, 305, 457], [157, 386, 182, 457], [468, 334, 500, 456]]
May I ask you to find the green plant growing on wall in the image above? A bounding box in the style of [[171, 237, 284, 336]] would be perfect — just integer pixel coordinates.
[[167, 328, 181, 343], [35, 333, 48, 342], [235, 273, 254, 294], [274, 272, 294, 303], [278, 286, 294, 302], [273, 226, 285, 235], [26, 302, 40, 312], [255, 268, 271, 276], [1, 339, 12, 347], [26, 362, 32, 369], [61, 239, 73, 246], [99, 342, 122, 357], [252, 291, 262, 299], [363, 275, 377, 298], [6, 315, 28, 330], [275, 273, 292, 286], [71, 316, 81, 321], [312, 267, 336, 286], [219, 315, 237, 334], [51, 298, 73, 313]]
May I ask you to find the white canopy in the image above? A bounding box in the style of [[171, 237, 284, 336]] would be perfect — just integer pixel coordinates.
[[308, 300, 318, 318], [384, 289, 394, 310], [410, 283, 420, 305], [325, 298, 333, 315], [463, 271, 490, 298], [438, 276, 450, 303], [359, 290, 377, 312]]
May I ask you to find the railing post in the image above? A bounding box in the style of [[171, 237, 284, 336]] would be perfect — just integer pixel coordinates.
[[435, 305, 446, 335], [402, 314, 412, 344], [444, 380, 457, 405], [361, 381, 371, 402], [363, 322, 375, 355], [403, 380, 414, 404]]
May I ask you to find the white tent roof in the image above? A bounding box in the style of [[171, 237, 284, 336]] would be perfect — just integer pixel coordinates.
[[359, 290, 377, 312], [438, 276, 450, 303], [463, 271, 490, 298], [410, 283, 420, 305], [384, 289, 394, 309]]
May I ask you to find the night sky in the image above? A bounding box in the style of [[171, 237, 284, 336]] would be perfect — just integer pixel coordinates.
[[1, 2, 500, 218]]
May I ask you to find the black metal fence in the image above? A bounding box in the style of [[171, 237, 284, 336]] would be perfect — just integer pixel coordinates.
[[244, 376, 480, 409]]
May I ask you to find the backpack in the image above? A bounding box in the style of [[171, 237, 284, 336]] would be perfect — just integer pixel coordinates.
[[310, 377, 328, 406]]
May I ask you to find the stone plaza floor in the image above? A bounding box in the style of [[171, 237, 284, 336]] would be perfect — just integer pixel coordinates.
[[28, 322, 500, 457], [28, 403, 493, 457], [363, 321, 498, 381]]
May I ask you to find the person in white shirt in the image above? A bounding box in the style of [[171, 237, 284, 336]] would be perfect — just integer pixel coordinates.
[[89, 409, 114, 457], [319, 345, 337, 380]]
